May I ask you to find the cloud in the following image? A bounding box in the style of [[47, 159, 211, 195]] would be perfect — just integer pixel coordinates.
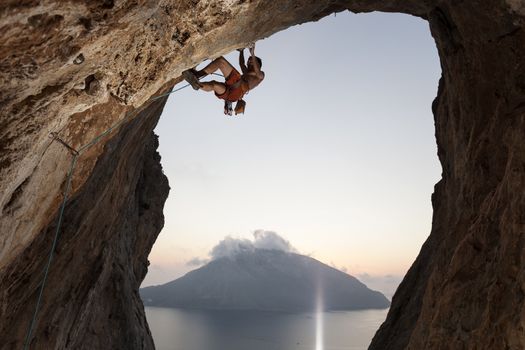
[[358, 272, 372, 281], [356, 273, 403, 299], [209, 230, 297, 260], [253, 230, 297, 253], [330, 262, 349, 274], [186, 257, 210, 267], [210, 236, 255, 259], [148, 264, 165, 271]]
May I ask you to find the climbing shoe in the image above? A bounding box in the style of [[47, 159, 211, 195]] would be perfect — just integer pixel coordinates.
[[182, 70, 202, 90]]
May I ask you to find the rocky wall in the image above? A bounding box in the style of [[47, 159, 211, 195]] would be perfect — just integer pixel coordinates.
[[0, 0, 524, 349]]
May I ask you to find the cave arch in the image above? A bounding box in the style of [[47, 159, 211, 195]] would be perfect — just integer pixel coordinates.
[[146, 10, 442, 349], [0, 1, 524, 349]]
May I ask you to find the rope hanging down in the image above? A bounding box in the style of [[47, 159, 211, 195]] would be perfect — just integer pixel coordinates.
[[23, 153, 77, 350], [23, 71, 222, 349]]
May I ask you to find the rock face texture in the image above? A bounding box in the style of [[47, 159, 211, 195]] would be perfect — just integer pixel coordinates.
[[0, 0, 524, 349], [0, 95, 170, 349], [370, 3, 525, 349]]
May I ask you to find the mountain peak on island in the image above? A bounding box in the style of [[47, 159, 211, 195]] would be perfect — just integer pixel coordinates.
[[141, 248, 390, 312]]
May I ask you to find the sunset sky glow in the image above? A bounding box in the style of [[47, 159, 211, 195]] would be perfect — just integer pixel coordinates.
[[143, 11, 442, 298]]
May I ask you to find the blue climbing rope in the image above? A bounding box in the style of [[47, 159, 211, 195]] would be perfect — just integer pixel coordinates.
[[23, 154, 78, 350], [78, 72, 224, 153], [78, 84, 188, 153], [23, 70, 225, 348]]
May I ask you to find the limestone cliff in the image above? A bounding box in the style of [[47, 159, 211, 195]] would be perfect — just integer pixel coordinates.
[[0, 94, 170, 349], [0, 0, 524, 349]]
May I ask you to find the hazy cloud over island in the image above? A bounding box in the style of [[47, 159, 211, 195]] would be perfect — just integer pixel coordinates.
[[175, 230, 405, 299], [357, 273, 403, 299], [182, 231, 402, 299], [186, 230, 297, 266], [185, 257, 210, 267]]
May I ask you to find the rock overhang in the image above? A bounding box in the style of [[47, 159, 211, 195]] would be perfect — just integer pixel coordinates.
[[0, 1, 524, 349]]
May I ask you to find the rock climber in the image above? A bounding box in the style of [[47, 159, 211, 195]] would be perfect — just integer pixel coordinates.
[[182, 43, 265, 115]]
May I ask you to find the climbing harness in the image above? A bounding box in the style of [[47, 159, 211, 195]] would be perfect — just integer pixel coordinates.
[[23, 71, 224, 350]]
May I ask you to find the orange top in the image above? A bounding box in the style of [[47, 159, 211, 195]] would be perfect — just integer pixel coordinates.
[[215, 70, 249, 102]]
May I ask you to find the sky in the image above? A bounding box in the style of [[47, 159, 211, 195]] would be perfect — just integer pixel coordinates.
[[142, 11, 442, 298]]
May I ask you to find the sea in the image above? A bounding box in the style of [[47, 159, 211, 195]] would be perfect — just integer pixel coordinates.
[[145, 307, 388, 350]]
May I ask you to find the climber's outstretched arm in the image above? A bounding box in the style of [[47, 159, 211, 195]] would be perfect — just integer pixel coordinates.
[[238, 49, 248, 74], [249, 45, 262, 75]]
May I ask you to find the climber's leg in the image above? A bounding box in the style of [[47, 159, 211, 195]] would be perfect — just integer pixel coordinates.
[[195, 57, 234, 78], [199, 81, 227, 95]]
